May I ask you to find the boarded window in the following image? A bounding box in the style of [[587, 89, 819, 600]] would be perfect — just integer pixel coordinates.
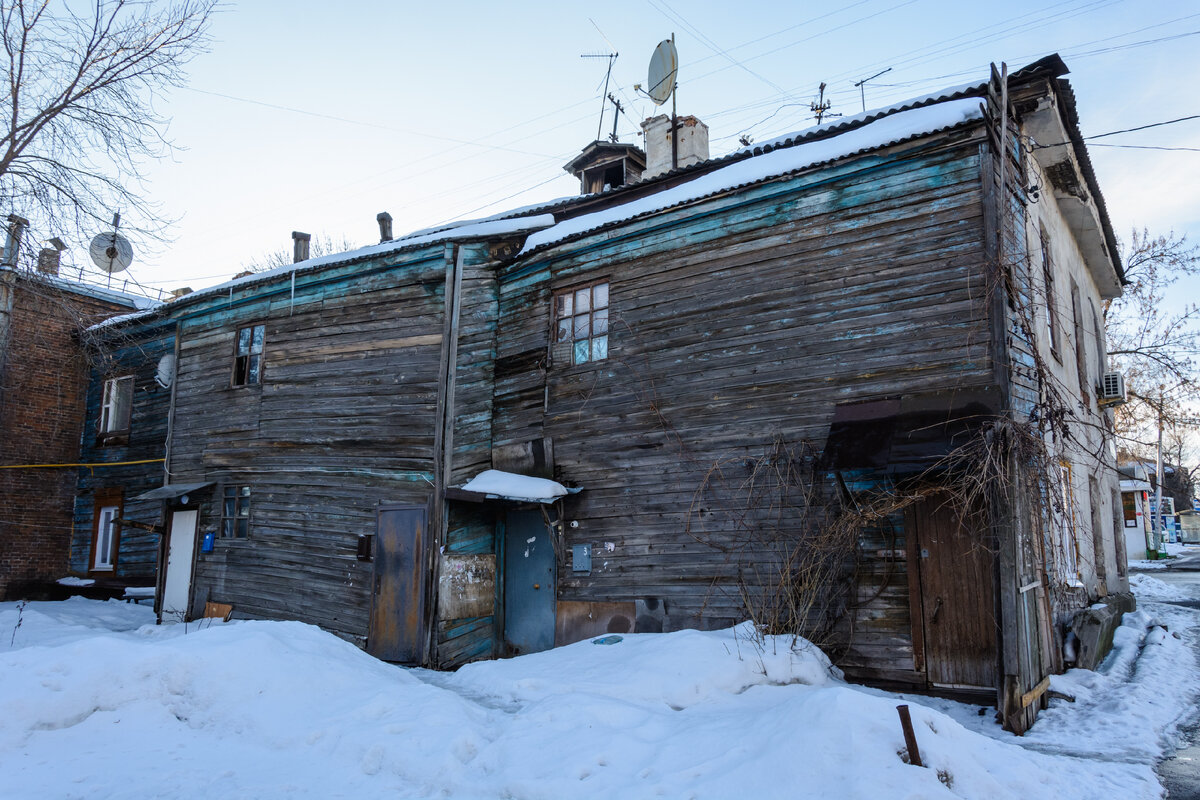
[[221, 485, 251, 538], [554, 281, 609, 365], [99, 375, 133, 436], [233, 324, 265, 386]]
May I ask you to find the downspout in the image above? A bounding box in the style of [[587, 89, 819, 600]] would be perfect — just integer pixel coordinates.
[[429, 243, 465, 665]]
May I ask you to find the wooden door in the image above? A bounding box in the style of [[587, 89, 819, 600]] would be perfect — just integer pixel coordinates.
[[161, 509, 198, 623], [503, 510, 556, 655], [907, 493, 998, 690], [368, 505, 428, 664]]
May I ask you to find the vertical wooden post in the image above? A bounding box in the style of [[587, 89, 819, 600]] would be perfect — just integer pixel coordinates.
[[896, 705, 924, 767]]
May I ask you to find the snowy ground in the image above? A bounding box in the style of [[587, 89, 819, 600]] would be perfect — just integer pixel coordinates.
[[2, 581, 1197, 799]]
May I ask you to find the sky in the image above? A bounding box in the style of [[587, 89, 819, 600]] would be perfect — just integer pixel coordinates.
[[57, 0, 1200, 300]]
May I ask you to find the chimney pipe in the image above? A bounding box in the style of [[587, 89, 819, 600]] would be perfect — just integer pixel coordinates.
[[377, 212, 393, 243], [292, 231, 311, 263], [37, 237, 66, 276], [2, 214, 29, 267]]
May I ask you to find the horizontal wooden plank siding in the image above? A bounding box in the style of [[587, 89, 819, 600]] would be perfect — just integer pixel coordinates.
[[72, 323, 175, 582], [493, 133, 993, 680], [170, 246, 453, 644]]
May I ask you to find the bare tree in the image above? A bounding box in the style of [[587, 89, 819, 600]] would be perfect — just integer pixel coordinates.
[[242, 232, 359, 274], [0, 0, 215, 246], [1106, 229, 1200, 455]]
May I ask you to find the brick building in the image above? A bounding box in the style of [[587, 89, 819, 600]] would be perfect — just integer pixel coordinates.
[[0, 248, 151, 599]]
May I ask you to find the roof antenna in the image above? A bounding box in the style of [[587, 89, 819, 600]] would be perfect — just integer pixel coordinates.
[[810, 82, 841, 125], [581, 50, 619, 142], [853, 67, 893, 113]]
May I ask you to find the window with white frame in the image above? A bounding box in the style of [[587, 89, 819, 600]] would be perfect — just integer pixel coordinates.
[[99, 375, 133, 436], [554, 281, 609, 365], [94, 504, 119, 570]]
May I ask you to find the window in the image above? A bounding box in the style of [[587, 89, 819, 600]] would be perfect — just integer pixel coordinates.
[[1056, 462, 1081, 584], [1040, 230, 1060, 359], [220, 485, 251, 538], [90, 489, 123, 571], [99, 375, 133, 436], [233, 324, 265, 385], [1122, 492, 1139, 528], [554, 282, 609, 365]]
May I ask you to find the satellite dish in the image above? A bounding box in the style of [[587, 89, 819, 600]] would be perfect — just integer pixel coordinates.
[[646, 38, 678, 106], [89, 231, 134, 274], [154, 353, 176, 389]]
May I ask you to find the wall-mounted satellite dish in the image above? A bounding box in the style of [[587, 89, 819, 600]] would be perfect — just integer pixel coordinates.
[[154, 353, 176, 389], [646, 38, 678, 106], [89, 230, 133, 274]]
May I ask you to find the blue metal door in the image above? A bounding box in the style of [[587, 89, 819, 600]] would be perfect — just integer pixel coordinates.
[[504, 510, 556, 654]]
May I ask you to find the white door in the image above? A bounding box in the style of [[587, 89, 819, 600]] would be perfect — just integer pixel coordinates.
[[162, 510, 198, 622]]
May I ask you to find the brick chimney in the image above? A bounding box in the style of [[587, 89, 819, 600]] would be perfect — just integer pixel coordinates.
[[292, 231, 311, 263], [37, 237, 66, 276], [641, 115, 709, 179], [377, 212, 393, 243]]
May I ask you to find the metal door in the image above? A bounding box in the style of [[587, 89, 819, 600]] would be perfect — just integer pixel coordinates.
[[161, 509, 198, 623], [504, 510, 556, 655], [907, 493, 998, 690], [368, 505, 428, 664]]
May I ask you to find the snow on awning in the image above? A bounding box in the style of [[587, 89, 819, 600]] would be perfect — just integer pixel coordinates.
[[133, 481, 213, 501], [452, 469, 577, 504]]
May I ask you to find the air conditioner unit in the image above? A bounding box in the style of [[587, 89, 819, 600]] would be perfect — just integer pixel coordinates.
[[1099, 371, 1126, 406]]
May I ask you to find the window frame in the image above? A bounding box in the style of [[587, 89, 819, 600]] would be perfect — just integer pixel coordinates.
[[1040, 229, 1061, 362], [1056, 462, 1082, 585], [90, 488, 123, 572], [552, 280, 610, 366], [98, 375, 133, 440], [219, 484, 252, 539], [231, 323, 266, 387]]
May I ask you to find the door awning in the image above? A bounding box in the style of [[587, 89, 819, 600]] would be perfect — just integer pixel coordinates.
[[447, 469, 580, 504], [133, 481, 213, 501]]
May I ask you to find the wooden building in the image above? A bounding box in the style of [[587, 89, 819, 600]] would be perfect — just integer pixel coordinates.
[[72, 56, 1126, 733]]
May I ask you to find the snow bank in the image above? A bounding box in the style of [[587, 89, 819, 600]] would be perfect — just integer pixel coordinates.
[[1129, 572, 1191, 601], [1, 599, 1186, 799]]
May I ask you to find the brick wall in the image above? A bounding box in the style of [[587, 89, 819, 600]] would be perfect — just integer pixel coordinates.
[[0, 274, 133, 598]]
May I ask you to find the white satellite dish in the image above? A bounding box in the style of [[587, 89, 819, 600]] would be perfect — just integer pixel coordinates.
[[154, 353, 176, 389], [89, 231, 134, 274], [646, 38, 678, 106]]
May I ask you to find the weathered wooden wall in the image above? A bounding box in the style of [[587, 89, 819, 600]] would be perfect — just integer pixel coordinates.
[[169, 246, 451, 645], [493, 131, 995, 687], [71, 321, 175, 582]]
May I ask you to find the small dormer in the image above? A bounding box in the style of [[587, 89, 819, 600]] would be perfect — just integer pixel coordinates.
[[563, 142, 646, 195]]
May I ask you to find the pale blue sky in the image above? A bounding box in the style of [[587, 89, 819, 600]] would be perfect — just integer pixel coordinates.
[[81, 0, 1200, 296]]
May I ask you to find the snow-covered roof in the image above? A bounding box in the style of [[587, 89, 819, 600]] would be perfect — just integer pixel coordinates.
[[4, 266, 158, 310], [520, 98, 984, 256], [457, 469, 572, 504], [88, 213, 556, 331]]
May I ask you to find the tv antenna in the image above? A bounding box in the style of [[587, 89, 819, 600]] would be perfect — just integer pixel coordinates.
[[88, 211, 134, 285], [635, 36, 681, 169], [853, 67, 893, 113], [810, 82, 841, 125], [581, 50, 619, 142]]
